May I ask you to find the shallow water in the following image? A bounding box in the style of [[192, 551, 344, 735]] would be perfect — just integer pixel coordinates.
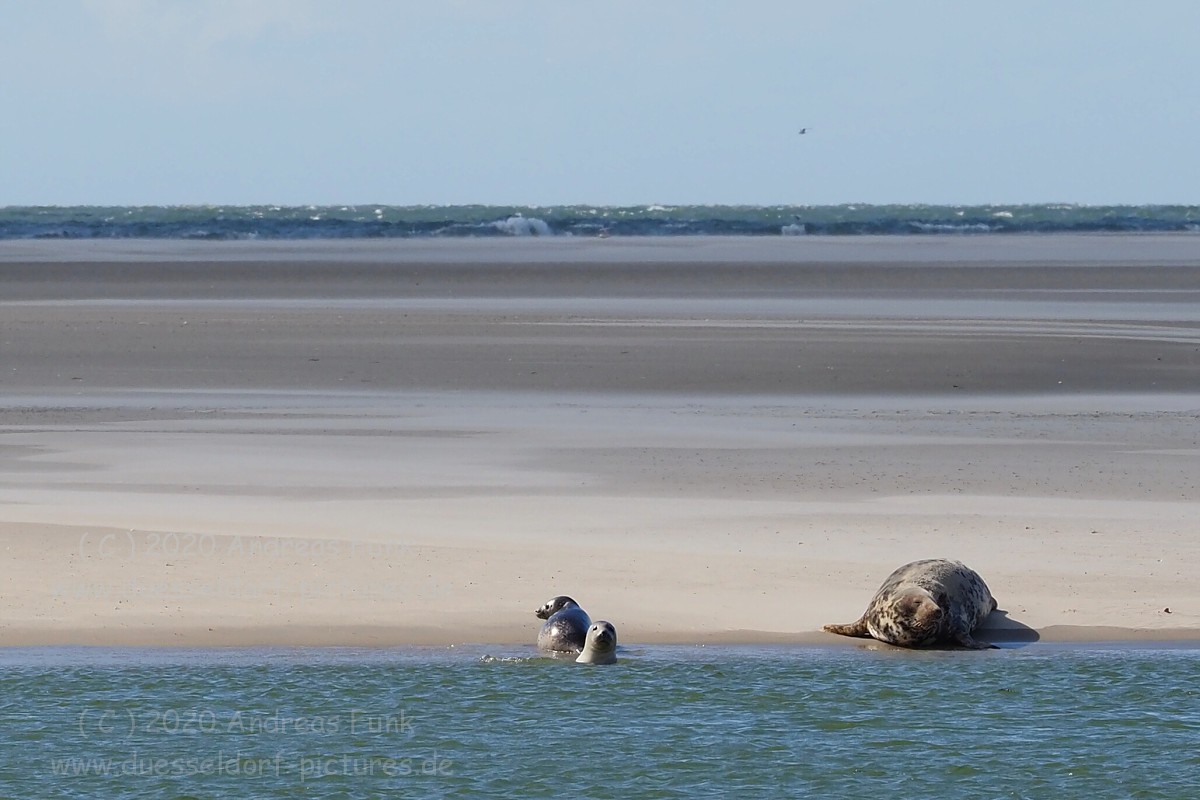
[[3, 644, 1198, 798]]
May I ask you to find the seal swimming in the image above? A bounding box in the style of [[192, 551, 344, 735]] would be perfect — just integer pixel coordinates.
[[535, 595, 591, 653], [823, 559, 998, 649], [576, 621, 618, 665]]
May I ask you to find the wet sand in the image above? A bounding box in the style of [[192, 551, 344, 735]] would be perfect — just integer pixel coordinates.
[[1, 235, 1198, 646]]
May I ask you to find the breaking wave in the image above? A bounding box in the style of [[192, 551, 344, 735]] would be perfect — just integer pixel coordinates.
[[492, 215, 552, 236]]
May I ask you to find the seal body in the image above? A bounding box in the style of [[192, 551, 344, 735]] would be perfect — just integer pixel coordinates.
[[576, 621, 617, 665], [823, 559, 998, 649], [535, 596, 591, 653]]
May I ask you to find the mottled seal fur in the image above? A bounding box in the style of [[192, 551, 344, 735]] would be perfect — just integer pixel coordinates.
[[576, 621, 618, 665], [823, 559, 998, 649], [535, 596, 591, 653]]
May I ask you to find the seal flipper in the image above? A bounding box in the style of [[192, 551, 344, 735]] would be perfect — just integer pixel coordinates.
[[951, 631, 997, 650], [822, 617, 871, 638]]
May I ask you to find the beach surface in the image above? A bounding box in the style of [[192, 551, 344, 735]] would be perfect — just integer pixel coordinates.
[[2, 235, 1198, 646]]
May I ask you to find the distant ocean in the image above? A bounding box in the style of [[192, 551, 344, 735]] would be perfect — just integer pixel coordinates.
[[2, 204, 1198, 240]]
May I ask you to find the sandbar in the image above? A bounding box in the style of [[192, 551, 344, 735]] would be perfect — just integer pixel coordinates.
[[2, 235, 1198, 646]]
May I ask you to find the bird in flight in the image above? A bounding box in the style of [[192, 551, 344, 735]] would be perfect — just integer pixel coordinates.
[[798, 128, 809, 134]]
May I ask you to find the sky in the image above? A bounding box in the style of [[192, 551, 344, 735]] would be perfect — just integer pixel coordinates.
[[2, 1, 1198, 206]]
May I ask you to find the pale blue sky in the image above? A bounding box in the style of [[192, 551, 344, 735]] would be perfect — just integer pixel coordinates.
[[3, 1, 1197, 206]]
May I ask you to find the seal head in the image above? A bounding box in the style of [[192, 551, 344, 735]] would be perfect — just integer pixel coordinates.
[[576, 621, 618, 665], [535, 595, 579, 620], [535, 595, 592, 653]]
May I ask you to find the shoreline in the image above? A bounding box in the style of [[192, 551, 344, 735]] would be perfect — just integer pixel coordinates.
[[3, 625, 1199, 650]]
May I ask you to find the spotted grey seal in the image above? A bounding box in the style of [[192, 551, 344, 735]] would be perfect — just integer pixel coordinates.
[[575, 621, 618, 665], [823, 559, 998, 649], [535, 595, 591, 653]]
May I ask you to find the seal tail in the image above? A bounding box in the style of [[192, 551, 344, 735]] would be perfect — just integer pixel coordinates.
[[822, 618, 870, 638]]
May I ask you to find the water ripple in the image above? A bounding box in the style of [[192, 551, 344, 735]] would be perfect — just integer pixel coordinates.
[[2, 646, 1197, 798]]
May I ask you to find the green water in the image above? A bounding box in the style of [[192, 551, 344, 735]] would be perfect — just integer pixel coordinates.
[[2, 645, 1197, 798]]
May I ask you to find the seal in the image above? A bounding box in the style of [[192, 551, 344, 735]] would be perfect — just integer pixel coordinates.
[[576, 621, 618, 665], [822, 559, 998, 649], [535, 595, 591, 653]]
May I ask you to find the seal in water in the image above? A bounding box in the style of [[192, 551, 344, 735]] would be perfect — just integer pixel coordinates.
[[576, 620, 618, 665], [535, 595, 591, 653], [822, 559, 998, 649]]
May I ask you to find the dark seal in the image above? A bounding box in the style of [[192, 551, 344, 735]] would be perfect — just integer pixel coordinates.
[[535, 595, 591, 653], [823, 559, 998, 649]]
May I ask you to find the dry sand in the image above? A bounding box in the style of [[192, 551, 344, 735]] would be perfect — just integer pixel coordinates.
[[1, 235, 1198, 647]]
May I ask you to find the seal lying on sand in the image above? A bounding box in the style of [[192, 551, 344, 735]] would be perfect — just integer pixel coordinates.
[[535, 596, 591, 653], [823, 559, 998, 649], [576, 621, 618, 665]]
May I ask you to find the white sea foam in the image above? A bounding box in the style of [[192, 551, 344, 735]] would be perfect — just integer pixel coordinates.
[[493, 215, 552, 236], [910, 222, 993, 233]]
